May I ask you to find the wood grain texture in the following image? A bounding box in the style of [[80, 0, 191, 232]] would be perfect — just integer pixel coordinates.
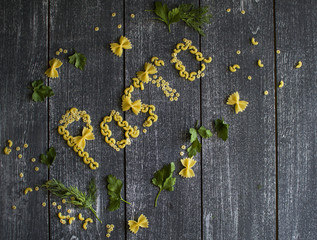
[[275, 1, 317, 240], [48, 0, 126, 239], [201, 0, 276, 239], [124, 0, 202, 239], [0, 1, 49, 240]]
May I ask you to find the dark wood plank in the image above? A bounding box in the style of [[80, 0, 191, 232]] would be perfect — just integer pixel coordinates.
[[49, 0, 126, 239], [275, 1, 317, 239], [201, 1, 276, 239], [124, 1, 202, 239], [0, 1, 49, 240]]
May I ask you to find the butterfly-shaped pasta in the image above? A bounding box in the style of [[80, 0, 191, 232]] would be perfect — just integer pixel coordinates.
[[110, 36, 132, 57], [136, 62, 157, 83], [45, 58, 63, 78], [179, 158, 197, 178], [73, 127, 95, 151], [122, 95, 142, 115], [128, 214, 149, 234], [226, 91, 248, 114]]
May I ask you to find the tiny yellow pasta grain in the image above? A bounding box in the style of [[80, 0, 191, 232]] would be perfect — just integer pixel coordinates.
[[130, 14, 135, 18], [78, 213, 85, 221], [175, 93, 180, 97], [62, 199, 66, 204], [16, 147, 20, 151], [156, 84, 160, 88], [241, 10, 246, 14], [251, 37, 259, 46], [276, 50, 281, 54], [60, 219, 66, 224], [35, 186, 39, 191], [295, 61, 302, 68], [236, 50, 241, 55], [258, 60, 264, 68], [57, 205, 62, 210], [63, 49, 68, 53], [174, 97, 178, 101], [18, 154, 22, 159], [67, 209, 71, 214], [201, 73, 205, 77], [106, 224, 111, 228], [143, 129, 147, 133], [226, 8, 231, 12], [94, 27, 99, 31], [170, 97, 174, 101], [24, 187, 33, 195], [279, 80, 284, 88], [180, 152, 184, 156], [23, 143, 28, 148], [69, 217, 75, 224], [8, 140, 13, 147], [31, 158, 36, 162], [264, 90, 269, 95], [56, 51, 60, 55], [52, 202, 57, 206], [12, 205, 16, 210], [42, 202, 46, 207], [110, 224, 114, 228], [112, 12, 116, 17], [19, 172, 24, 178], [34, 167, 39, 171], [106, 234, 111, 238], [59, 48, 63, 52], [58, 212, 67, 219], [117, 24, 122, 29], [85, 218, 93, 223], [153, 75, 157, 79], [107, 229, 112, 233], [181, 145, 186, 150], [248, 76, 252, 80]]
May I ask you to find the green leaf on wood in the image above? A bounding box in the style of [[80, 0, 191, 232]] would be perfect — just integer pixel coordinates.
[[68, 51, 87, 70], [106, 175, 131, 211], [215, 118, 229, 141], [30, 80, 54, 102], [40, 147, 56, 168]]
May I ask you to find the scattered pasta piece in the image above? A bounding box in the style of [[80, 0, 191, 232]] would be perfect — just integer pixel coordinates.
[[62, 199, 66, 204], [73, 127, 95, 151], [136, 62, 157, 83], [85, 218, 93, 223], [34, 167, 39, 171], [60, 219, 66, 225], [179, 158, 197, 178], [42, 202, 46, 207], [112, 12, 116, 17], [130, 14, 135, 18], [18, 154, 22, 159], [279, 80, 284, 88], [295, 61, 302, 68], [110, 36, 132, 57], [63, 49, 68, 54], [227, 92, 248, 114], [24, 187, 33, 195], [8, 140, 13, 147], [69, 217, 76, 224], [251, 37, 259, 45], [35, 186, 39, 191], [264, 90, 269, 95], [106, 224, 111, 228], [31, 158, 36, 162], [19, 173, 24, 178], [110, 224, 114, 228], [181, 145, 186, 150], [67, 209, 71, 214], [257, 60, 264, 68], [57, 205, 62, 210], [23, 143, 28, 148], [117, 24, 122, 29], [4, 147, 11, 155], [12, 205, 16, 210], [59, 48, 63, 52], [106, 234, 110, 238], [229, 64, 240, 72], [56, 51, 60, 55], [52, 202, 57, 206], [45, 58, 63, 78], [226, 8, 231, 12], [248, 76, 252, 80], [236, 50, 241, 55], [143, 129, 147, 133], [58, 212, 67, 219], [78, 213, 85, 221], [16, 147, 20, 151], [241, 10, 246, 14], [276, 50, 281, 54], [180, 152, 184, 156], [94, 27, 99, 31], [128, 214, 149, 234], [122, 96, 142, 115]]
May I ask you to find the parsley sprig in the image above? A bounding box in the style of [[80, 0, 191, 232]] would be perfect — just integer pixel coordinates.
[[215, 118, 229, 141], [30, 80, 54, 102], [106, 175, 131, 211], [187, 121, 212, 157], [148, 2, 212, 36], [40, 147, 56, 168], [42, 178, 101, 223]]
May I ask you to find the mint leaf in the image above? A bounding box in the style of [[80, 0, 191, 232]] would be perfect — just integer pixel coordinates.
[[198, 126, 213, 138], [40, 147, 56, 168], [215, 119, 229, 141], [152, 162, 176, 207], [68, 51, 86, 70], [31, 80, 54, 102]]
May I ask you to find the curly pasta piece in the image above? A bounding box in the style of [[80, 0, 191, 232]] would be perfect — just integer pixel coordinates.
[[110, 36, 132, 57], [24, 187, 33, 195], [45, 58, 63, 78], [128, 214, 149, 234], [226, 92, 248, 114], [179, 158, 197, 178]]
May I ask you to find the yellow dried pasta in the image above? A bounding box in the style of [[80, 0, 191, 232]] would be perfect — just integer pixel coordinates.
[[128, 214, 149, 234], [226, 92, 248, 114], [136, 62, 157, 83], [122, 95, 142, 115], [110, 36, 132, 57], [179, 158, 197, 178], [45, 58, 63, 78]]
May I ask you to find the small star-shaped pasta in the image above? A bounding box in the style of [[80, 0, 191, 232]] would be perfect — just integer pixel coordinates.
[[45, 58, 63, 78], [179, 158, 197, 178], [226, 91, 248, 114]]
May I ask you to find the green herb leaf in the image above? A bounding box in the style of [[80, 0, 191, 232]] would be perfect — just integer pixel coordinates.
[[30, 80, 54, 102], [68, 51, 87, 70], [42, 178, 102, 223], [198, 126, 213, 138], [40, 147, 56, 168], [215, 119, 229, 141], [187, 138, 202, 158], [152, 162, 176, 207], [167, 8, 180, 31], [153, 2, 169, 25], [189, 128, 198, 143], [106, 175, 131, 211], [87, 178, 97, 203]]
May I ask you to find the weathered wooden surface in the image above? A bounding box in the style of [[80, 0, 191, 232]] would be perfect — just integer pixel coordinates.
[[275, 1, 317, 240], [0, 0, 316, 239]]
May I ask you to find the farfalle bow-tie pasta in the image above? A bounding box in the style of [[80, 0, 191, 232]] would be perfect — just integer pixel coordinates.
[[128, 214, 149, 234], [73, 127, 95, 151], [110, 36, 132, 57], [226, 91, 248, 114], [179, 157, 197, 178], [122, 96, 142, 115], [45, 58, 63, 78], [136, 62, 157, 83]]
